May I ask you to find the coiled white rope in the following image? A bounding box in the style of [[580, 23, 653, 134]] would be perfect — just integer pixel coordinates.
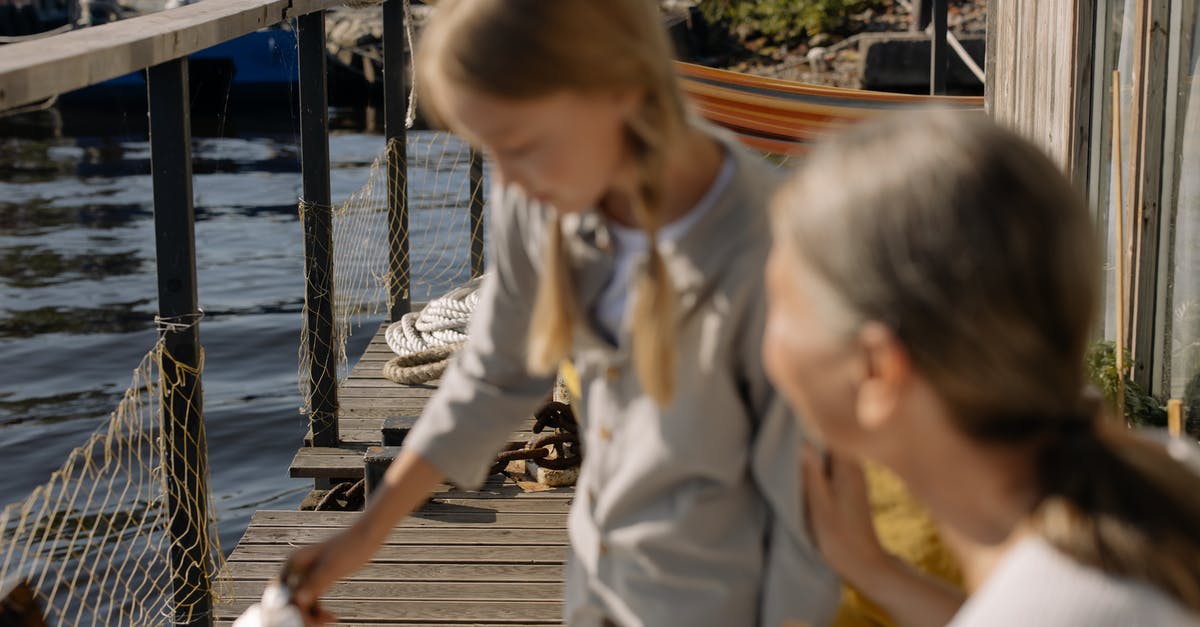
[[385, 277, 481, 355], [383, 277, 482, 384]]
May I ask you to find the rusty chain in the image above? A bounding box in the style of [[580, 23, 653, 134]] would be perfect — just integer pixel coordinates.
[[313, 478, 365, 512], [489, 401, 582, 476]]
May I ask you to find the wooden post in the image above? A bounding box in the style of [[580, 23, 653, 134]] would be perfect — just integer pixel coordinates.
[[1112, 71, 1127, 422], [384, 0, 411, 320], [1128, 0, 1170, 392], [1127, 0, 1148, 366], [469, 148, 485, 279], [298, 11, 339, 447], [147, 56, 214, 627], [930, 0, 947, 95], [1167, 399, 1183, 438], [910, 0, 933, 32]]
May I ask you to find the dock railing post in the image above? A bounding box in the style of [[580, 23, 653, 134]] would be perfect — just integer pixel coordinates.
[[384, 0, 411, 320], [910, 0, 933, 31], [469, 148, 485, 279], [147, 57, 214, 627], [930, 0, 948, 95], [298, 11, 339, 447]]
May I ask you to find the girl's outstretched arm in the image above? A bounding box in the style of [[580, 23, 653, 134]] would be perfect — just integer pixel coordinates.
[[285, 185, 554, 622], [287, 449, 444, 622]]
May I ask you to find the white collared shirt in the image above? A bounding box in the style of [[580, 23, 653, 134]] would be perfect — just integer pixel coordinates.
[[590, 154, 736, 343]]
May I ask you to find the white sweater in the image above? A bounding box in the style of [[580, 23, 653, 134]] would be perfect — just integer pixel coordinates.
[[949, 536, 1198, 626]]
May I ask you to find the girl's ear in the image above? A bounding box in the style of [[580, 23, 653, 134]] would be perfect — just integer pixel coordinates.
[[610, 87, 646, 119], [854, 322, 911, 434]]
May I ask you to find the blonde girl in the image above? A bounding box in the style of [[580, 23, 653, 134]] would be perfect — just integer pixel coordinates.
[[763, 111, 1200, 626], [287, 1, 838, 625]]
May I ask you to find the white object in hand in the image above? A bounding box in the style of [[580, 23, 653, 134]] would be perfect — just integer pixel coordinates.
[[232, 584, 305, 627]]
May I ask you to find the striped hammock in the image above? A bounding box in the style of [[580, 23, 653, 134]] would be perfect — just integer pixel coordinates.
[[676, 61, 985, 156]]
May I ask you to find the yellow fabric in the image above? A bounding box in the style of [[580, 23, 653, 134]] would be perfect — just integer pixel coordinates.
[[832, 464, 963, 627], [560, 359, 582, 400]]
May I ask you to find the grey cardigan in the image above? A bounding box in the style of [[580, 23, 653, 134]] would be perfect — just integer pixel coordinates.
[[404, 133, 839, 627]]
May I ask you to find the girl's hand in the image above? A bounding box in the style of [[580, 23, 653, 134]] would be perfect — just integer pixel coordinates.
[[281, 450, 445, 623], [283, 528, 376, 624], [800, 443, 889, 585]]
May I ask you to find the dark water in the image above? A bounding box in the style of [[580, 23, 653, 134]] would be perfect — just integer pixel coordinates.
[[0, 104, 476, 557]]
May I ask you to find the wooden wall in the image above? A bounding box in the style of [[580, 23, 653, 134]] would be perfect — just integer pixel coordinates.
[[985, 0, 1094, 184]]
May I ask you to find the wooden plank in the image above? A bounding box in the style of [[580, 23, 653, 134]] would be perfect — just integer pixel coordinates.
[[333, 418, 391, 430], [339, 387, 444, 399], [341, 378, 442, 389], [217, 619, 525, 624], [329, 417, 538, 432], [329, 433, 539, 446], [340, 379, 438, 394], [1129, 0, 1171, 391], [220, 619, 530, 624], [237, 527, 569, 546], [0, 0, 289, 111], [340, 404, 428, 414], [338, 403, 430, 414], [227, 543, 568, 564], [323, 429, 538, 446], [339, 379, 436, 393], [337, 405, 431, 417], [291, 445, 370, 455], [420, 494, 573, 509], [216, 599, 561, 623], [348, 360, 429, 371], [227, 580, 559, 601], [313, 429, 384, 445], [249, 509, 566, 523], [244, 503, 573, 530], [339, 395, 432, 407], [338, 401, 429, 413], [290, 448, 362, 479], [426, 484, 574, 499], [286, 0, 355, 16], [222, 561, 563, 582]]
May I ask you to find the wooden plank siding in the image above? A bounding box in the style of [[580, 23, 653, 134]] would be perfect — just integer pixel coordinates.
[[985, 0, 1095, 181], [988, 0, 1179, 392]]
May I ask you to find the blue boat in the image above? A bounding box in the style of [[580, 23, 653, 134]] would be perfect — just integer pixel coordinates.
[[60, 25, 301, 110]]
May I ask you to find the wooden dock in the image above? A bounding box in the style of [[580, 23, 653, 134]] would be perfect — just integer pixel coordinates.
[[215, 324, 573, 625]]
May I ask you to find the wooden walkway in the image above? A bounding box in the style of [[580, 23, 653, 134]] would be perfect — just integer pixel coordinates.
[[215, 324, 573, 625]]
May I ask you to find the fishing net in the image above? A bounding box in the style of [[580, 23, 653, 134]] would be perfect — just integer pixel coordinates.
[[0, 339, 225, 625]]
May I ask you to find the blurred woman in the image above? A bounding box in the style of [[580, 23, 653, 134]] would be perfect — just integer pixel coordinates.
[[764, 111, 1200, 626]]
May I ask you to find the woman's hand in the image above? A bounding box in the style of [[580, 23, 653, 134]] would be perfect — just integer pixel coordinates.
[[802, 444, 965, 627], [801, 443, 889, 585]]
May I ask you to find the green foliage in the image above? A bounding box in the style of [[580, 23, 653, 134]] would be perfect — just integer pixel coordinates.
[[1085, 341, 1168, 428], [698, 0, 885, 40]]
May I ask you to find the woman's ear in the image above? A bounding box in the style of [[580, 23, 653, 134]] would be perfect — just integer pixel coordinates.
[[854, 322, 912, 434]]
